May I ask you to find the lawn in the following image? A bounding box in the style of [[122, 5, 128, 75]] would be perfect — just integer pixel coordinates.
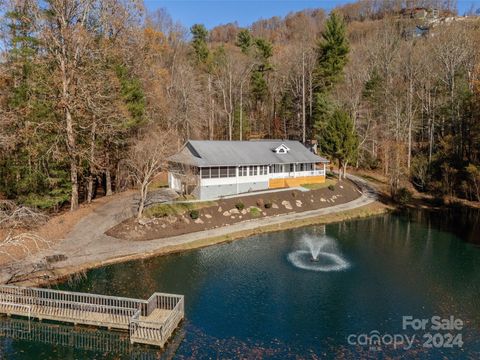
[[301, 178, 337, 190]]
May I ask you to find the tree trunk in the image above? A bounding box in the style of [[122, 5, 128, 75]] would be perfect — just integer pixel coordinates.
[[87, 121, 96, 203], [302, 50, 306, 144], [342, 161, 348, 180], [105, 168, 112, 196], [65, 108, 79, 211], [338, 159, 343, 181], [240, 82, 243, 141], [137, 181, 148, 220]]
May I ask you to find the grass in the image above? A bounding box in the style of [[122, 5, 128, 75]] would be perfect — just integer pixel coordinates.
[[249, 207, 261, 217], [145, 201, 216, 218], [301, 178, 337, 190]]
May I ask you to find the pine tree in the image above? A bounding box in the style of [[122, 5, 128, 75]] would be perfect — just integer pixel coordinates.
[[314, 12, 349, 91], [312, 13, 350, 141], [317, 109, 358, 180], [190, 24, 210, 65]]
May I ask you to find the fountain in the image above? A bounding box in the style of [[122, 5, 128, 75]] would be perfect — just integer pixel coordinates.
[[287, 234, 350, 272]]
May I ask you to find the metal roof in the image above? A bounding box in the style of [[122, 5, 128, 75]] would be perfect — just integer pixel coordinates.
[[168, 140, 329, 167]]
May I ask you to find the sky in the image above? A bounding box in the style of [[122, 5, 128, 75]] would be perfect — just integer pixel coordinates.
[[144, 0, 480, 29]]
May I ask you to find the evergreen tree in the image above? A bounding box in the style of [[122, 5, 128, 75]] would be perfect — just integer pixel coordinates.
[[317, 109, 358, 180], [314, 12, 349, 90], [312, 12, 350, 140], [190, 24, 210, 64], [236, 29, 253, 54]]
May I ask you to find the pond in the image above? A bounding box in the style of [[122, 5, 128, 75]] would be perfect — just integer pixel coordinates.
[[0, 209, 479, 359]]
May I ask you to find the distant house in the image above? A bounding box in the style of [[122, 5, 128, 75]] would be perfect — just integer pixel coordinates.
[[167, 140, 329, 199]]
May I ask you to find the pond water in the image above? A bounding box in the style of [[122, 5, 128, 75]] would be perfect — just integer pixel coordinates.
[[0, 209, 479, 359]]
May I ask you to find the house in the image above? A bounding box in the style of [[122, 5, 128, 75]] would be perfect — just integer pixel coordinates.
[[167, 140, 329, 200]]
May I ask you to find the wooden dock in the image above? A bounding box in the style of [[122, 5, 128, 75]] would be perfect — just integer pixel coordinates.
[[0, 285, 184, 348]]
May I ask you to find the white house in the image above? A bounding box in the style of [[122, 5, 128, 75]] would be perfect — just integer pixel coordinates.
[[168, 140, 329, 199]]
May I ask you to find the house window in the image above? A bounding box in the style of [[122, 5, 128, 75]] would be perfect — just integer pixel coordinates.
[[228, 167, 236, 177], [259, 165, 267, 175], [220, 167, 228, 178], [274, 144, 290, 154], [272, 164, 284, 173], [289, 164, 295, 172], [250, 166, 258, 176], [201, 167, 210, 178], [210, 167, 219, 178], [239, 166, 248, 176]]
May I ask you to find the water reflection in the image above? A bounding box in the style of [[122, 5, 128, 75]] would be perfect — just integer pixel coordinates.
[[0, 316, 179, 359]]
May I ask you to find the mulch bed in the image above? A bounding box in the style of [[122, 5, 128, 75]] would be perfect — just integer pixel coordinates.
[[107, 179, 362, 241]]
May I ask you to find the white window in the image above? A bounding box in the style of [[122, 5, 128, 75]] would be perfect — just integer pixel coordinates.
[[250, 166, 258, 176], [274, 144, 290, 154], [239, 166, 248, 176]]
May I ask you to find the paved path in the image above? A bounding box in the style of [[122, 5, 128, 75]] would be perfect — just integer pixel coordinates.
[[1, 175, 378, 284]]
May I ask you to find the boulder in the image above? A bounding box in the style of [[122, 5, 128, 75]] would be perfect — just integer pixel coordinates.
[[282, 200, 293, 210]]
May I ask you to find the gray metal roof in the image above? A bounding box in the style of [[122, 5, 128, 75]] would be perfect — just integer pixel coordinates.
[[168, 140, 329, 167]]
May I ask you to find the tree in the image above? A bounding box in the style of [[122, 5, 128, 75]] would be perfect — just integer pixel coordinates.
[[317, 109, 358, 180], [126, 128, 176, 220], [312, 12, 349, 140], [314, 12, 349, 91], [236, 29, 253, 54], [190, 24, 210, 64]]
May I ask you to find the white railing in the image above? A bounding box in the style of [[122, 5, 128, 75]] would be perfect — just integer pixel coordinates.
[[269, 169, 325, 179], [129, 293, 184, 347], [0, 285, 184, 348]]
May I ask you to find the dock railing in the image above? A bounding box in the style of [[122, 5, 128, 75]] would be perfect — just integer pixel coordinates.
[[0, 285, 184, 348], [129, 293, 184, 347]]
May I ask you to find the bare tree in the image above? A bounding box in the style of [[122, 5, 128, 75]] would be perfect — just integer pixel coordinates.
[[127, 128, 176, 220], [0, 232, 51, 263], [0, 201, 48, 229]]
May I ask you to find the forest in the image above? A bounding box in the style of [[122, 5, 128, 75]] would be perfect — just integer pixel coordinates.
[[0, 0, 479, 213]]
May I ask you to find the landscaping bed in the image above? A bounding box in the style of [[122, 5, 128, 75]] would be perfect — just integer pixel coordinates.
[[106, 179, 362, 241]]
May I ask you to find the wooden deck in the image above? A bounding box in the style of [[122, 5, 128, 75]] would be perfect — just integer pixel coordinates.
[[0, 285, 184, 348]]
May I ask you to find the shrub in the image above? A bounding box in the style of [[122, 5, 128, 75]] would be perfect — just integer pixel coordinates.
[[328, 184, 335, 191], [189, 209, 199, 219], [249, 207, 261, 217], [256, 198, 264, 207], [395, 187, 412, 206], [264, 202, 272, 209], [235, 202, 245, 210]]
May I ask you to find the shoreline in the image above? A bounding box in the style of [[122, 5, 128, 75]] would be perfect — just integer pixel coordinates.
[[13, 199, 390, 287]]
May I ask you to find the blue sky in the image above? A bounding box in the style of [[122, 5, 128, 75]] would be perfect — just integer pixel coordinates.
[[144, 0, 480, 29]]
